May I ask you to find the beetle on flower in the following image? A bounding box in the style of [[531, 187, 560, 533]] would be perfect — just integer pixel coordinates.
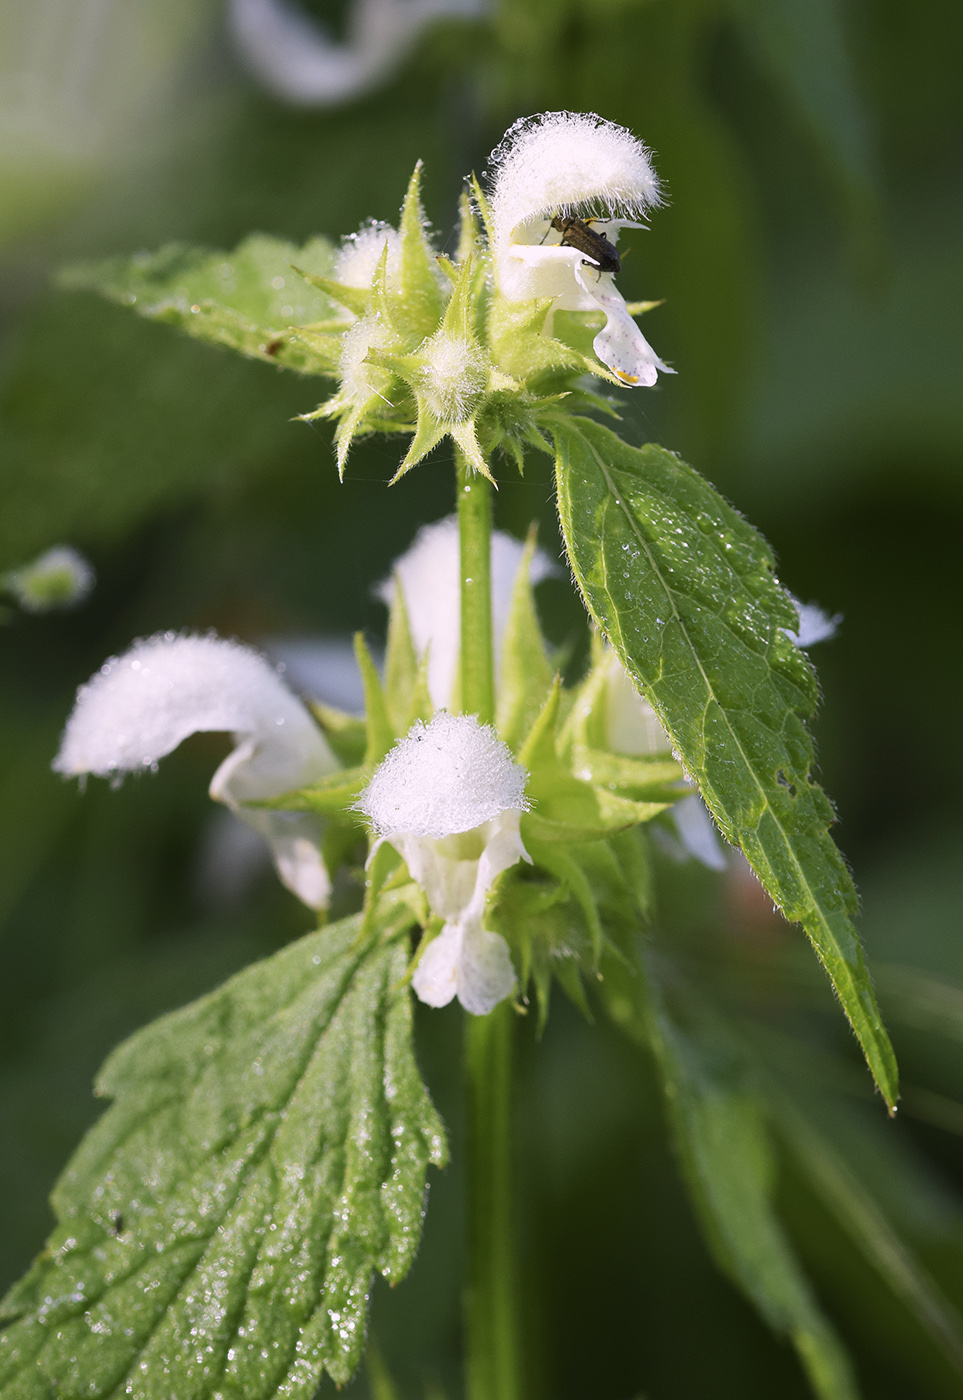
[[487, 110, 673, 388]]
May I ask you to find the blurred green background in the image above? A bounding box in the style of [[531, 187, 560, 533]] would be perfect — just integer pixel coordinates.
[[1, 0, 961, 1395]]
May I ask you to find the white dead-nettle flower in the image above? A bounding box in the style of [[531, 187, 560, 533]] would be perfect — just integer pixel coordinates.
[[784, 598, 840, 649], [605, 654, 673, 759], [334, 221, 403, 293], [602, 650, 728, 870], [230, 0, 486, 108], [5, 545, 95, 612], [357, 712, 530, 1014], [419, 331, 489, 424], [487, 111, 671, 388], [54, 633, 338, 909], [376, 516, 556, 710], [339, 314, 398, 407]]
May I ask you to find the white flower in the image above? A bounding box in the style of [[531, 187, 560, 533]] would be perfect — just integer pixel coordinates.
[[601, 649, 727, 870], [487, 111, 672, 387], [356, 711, 530, 1014], [54, 633, 338, 909], [376, 516, 556, 710], [784, 598, 840, 648], [418, 331, 489, 424], [5, 545, 95, 612], [334, 221, 402, 295], [230, 0, 486, 108], [605, 652, 673, 758], [338, 314, 399, 408]]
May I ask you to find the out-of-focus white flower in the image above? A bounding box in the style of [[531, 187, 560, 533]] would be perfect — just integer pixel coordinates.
[[784, 597, 840, 648], [601, 649, 727, 870], [5, 545, 95, 612], [669, 792, 728, 871], [334, 221, 403, 294], [377, 516, 556, 710], [264, 635, 377, 715], [487, 111, 671, 387], [230, 0, 486, 108], [605, 653, 673, 758], [54, 632, 338, 909], [357, 711, 529, 1014]]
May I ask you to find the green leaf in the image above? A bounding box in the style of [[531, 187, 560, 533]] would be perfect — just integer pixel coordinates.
[[355, 632, 395, 767], [59, 235, 342, 376], [395, 162, 446, 344], [382, 575, 421, 736], [771, 1095, 963, 1381], [263, 765, 369, 816], [310, 703, 369, 768], [495, 526, 554, 752], [603, 951, 860, 1400], [552, 415, 897, 1110], [519, 685, 668, 844], [0, 910, 447, 1398]]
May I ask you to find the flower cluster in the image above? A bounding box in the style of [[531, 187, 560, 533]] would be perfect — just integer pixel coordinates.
[[300, 111, 672, 482], [51, 112, 841, 1021]]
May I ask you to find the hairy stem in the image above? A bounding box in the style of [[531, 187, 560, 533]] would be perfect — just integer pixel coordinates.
[[466, 1001, 520, 1400], [456, 451, 521, 1400], [457, 453, 494, 726]]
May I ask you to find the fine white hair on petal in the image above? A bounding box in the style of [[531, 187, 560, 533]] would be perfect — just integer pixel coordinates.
[[488, 111, 661, 248], [376, 515, 556, 710], [784, 598, 841, 649], [419, 332, 488, 423], [54, 632, 331, 784], [334, 222, 402, 290], [339, 314, 397, 406], [54, 633, 338, 909], [357, 712, 529, 839]]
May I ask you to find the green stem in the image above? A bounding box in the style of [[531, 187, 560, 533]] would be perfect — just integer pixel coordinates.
[[466, 1002, 520, 1400], [456, 451, 521, 1400], [456, 452, 494, 726]]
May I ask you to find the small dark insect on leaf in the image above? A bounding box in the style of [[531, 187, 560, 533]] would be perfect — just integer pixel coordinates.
[[110, 1212, 124, 1234], [551, 217, 621, 274], [265, 338, 284, 356]]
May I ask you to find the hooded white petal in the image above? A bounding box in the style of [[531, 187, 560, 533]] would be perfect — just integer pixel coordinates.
[[487, 111, 670, 387], [377, 516, 555, 710], [359, 711, 528, 837], [357, 712, 530, 1014], [334, 221, 402, 290], [489, 111, 661, 247], [54, 633, 338, 908], [784, 598, 840, 649], [230, 0, 484, 107]]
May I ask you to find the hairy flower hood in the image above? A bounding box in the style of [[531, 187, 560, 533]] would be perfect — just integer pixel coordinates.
[[357, 712, 530, 1014], [486, 111, 671, 388], [54, 632, 338, 908], [489, 110, 661, 248]]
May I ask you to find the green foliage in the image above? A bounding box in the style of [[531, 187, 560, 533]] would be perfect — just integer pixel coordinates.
[[59, 235, 343, 376], [552, 415, 897, 1110], [495, 528, 555, 753], [604, 951, 860, 1400], [0, 909, 447, 1398]]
